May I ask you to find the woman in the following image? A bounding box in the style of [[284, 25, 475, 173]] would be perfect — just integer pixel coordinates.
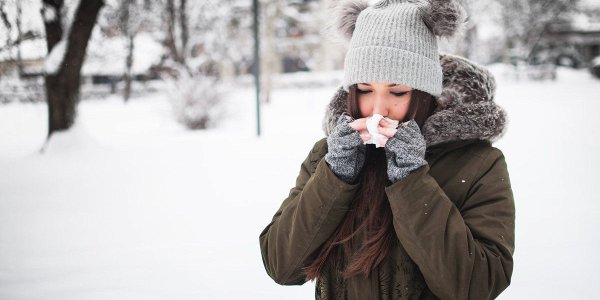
[[259, 0, 515, 299]]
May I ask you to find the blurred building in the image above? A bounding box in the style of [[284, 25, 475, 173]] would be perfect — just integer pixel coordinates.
[[0, 39, 46, 77], [0, 33, 164, 103], [536, 9, 600, 68]]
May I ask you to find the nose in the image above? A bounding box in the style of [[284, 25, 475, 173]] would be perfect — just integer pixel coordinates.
[[372, 94, 388, 117]]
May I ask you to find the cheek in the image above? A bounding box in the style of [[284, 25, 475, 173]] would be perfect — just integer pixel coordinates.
[[389, 100, 411, 120], [358, 97, 372, 117]]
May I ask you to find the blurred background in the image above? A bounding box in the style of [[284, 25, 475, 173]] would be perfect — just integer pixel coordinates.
[[0, 0, 599, 299]]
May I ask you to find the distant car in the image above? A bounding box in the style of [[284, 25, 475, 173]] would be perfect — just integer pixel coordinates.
[[591, 56, 600, 79]]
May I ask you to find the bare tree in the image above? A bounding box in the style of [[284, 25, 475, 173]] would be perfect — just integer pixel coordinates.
[[0, 0, 9, 37], [121, 0, 135, 102], [0, 0, 16, 72], [498, 0, 580, 63], [96, 0, 161, 100], [164, 0, 187, 68], [14, 0, 23, 74], [41, 0, 104, 137], [119, 0, 151, 102], [0, 0, 39, 76], [260, 0, 283, 104]]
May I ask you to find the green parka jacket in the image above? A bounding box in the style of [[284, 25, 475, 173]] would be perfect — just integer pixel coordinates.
[[259, 54, 515, 300]]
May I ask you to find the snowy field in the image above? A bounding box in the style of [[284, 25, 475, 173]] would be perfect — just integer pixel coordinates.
[[1, 67, 599, 299]]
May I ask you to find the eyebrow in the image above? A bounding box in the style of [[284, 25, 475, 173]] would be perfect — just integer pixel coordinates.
[[359, 83, 400, 87]]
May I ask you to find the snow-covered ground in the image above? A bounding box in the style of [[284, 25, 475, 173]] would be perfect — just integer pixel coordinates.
[[0, 67, 599, 299]]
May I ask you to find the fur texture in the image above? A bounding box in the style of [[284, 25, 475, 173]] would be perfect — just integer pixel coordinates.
[[323, 87, 349, 137], [335, 0, 371, 40], [322, 54, 508, 148], [420, 0, 466, 37]]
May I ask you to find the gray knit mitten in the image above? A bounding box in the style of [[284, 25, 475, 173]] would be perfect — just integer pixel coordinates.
[[384, 120, 428, 183], [324, 114, 366, 184]]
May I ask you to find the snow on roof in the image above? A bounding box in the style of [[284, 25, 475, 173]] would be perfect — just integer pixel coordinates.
[[1, 33, 164, 77], [570, 12, 600, 32], [0, 33, 164, 76], [0, 38, 47, 62], [569, 1, 600, 32]]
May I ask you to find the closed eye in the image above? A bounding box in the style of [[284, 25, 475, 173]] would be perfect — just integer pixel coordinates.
[[357, 89, 371, 94], [391, 91, 410, 97]]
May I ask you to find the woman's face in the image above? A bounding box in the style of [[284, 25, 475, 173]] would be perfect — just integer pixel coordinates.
[[357, 82, 413, 121]]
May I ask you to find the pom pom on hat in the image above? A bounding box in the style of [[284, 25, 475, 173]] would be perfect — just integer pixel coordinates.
[[334, 0, 371, 40], [419, 0, 467, 37]]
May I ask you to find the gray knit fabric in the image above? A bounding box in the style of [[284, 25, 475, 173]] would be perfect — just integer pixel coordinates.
[[384, 120, 427, 182], [342, 0, 442, 97], [324, 114, 366, 184]]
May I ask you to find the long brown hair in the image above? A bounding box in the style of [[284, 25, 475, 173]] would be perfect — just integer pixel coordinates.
[[304, 84, 437, 280]]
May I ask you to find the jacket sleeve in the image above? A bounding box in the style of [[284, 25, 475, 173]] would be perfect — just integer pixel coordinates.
[[259, 140, 360, 285], [386, 147, 515, 300]]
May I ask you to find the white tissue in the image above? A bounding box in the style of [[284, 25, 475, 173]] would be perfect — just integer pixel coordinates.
[[362, 114, 399, 148], [366, 114, 384, 147]]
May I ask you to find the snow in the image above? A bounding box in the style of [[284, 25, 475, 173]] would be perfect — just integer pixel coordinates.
[[44, 40, 67, 74], [1, 31, 164, 76], [490, 68, 600, 299], [593, 56, 600, 67], [17, 39, 48, 61], [83, 32, 164, 76], [1, 67, 600, 299], [571, 12, 600, 32], [41, 3, 58, 23]]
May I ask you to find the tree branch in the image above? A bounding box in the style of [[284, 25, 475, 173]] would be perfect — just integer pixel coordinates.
[[41, 0, 64, 51]]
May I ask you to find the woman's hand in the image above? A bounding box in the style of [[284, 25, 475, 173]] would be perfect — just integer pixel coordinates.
[[350, 117, 397, 146], [367, 118, 399, 145], [382, 120, 428, 183], [347, 118, 372, 144], [324, 114, 367, 184]]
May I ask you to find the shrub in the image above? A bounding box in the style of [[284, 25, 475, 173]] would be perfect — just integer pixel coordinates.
[[164, 70, 226, 130]]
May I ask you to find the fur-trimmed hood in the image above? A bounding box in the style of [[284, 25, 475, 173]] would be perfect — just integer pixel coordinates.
[[322, 53, 507, 148]]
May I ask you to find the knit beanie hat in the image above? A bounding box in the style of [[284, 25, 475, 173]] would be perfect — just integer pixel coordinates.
[[336, 0, 466, 97]]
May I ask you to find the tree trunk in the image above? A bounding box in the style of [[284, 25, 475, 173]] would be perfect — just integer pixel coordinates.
[[124, 33, 134, 102], [179, 0, 187, 66], [42, 0, 104, 138], [165, 0, 183, 65], [122, 0, 134, 102], [41, 0, 63, 52], [463, 24, 477, 60], [260, 0, 280, 104], [16, 1, 24, 76]]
